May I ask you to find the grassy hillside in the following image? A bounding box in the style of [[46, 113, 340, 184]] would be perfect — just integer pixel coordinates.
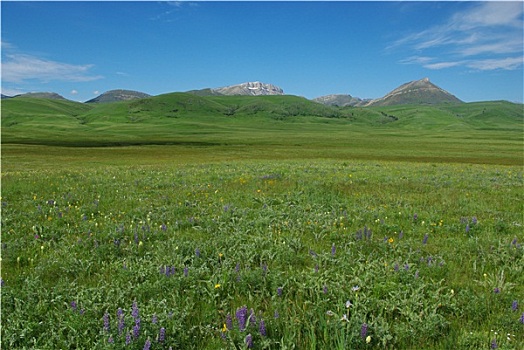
[[1, 95, 522, 164]]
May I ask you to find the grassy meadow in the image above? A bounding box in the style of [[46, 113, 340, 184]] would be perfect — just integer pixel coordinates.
[[1, 96, 523, 349]]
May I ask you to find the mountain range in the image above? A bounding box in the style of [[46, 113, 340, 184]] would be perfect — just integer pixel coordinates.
[[2, 78, 465, 106]]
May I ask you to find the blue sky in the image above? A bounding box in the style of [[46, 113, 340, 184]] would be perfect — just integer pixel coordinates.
[[1, 1, 523, 103]]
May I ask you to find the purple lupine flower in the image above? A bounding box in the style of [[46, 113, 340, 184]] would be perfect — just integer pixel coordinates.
[[195, 248, 200, 258], [183, 266, 189, 277], [0, 278, 4, 287], [226, 313, 233, 331], [236, 306, 248, 331], [235, 263, 241, 274], [151, 314, 158, 324], [331, 243, 336, 256], [277, 287, 283, 297], [158, 327, 166, 343], [245, 334, 253, 348], [274, 310, 279, 319], [491, 338, 498, 349], [511, 237, 517, 245], [108, 336, 114, 344], [118, 314, 125, 335], [413, 213, 418, 221], [466, 224, 470, 233], [259, 319, 267, 336], [126, 332, 132, 345], [143, 339, 151, 350], [520, 312, 524, 324], [399, 231, 404, 239], [394, 263, 399, 272], [323, 285, 328, 294], [160, 266, 166, 275], [161, 223, 167, 231], [261, 263, 268, 274], [493, 287, 501, 294], [511, 300, 518, 311], [315, 265, 319, 273], [70, 301, 78, 311], [360, 323, 368, 339], [415, 270, 419, 279], [103, 311, 110, 332], [132, 301, 139, 320], [170, 266, 176, 276], [472, 217, 477, 225], [404, 263, 410, 271], [365, 227, 372, 240], [249, 308, 257, 327], [423, 234, 429, 244], [133, 318, 141, 338]]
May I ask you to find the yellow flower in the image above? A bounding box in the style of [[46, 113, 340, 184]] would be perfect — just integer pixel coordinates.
[[218, 253, 223, 258], [366, 335, 371, 343], [215, 284, 221, 289], [221, 323, 228, 332], [388, 237, 394, 244]]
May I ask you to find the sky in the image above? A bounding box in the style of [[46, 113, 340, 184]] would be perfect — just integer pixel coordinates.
[[1, 1, 523, 103]]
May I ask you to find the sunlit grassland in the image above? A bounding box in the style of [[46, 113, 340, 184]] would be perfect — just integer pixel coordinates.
[[1, 154, 523, 349], [1, 95, 523, 348]]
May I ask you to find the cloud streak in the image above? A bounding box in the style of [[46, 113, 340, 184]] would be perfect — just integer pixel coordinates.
[[392, 2, 523, 71], [2, 53, 103, 83]]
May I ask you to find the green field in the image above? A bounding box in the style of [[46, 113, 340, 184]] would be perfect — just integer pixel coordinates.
[[1, 96, 523, 349]]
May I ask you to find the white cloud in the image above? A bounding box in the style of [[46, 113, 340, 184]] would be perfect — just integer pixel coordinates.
[[392, 2, 524, 71], [2, 53, 103, 83], [71, 89, 79, 95], [93, 90, 100, 95]]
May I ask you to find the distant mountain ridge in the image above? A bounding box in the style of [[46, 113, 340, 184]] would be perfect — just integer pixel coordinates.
[[86, 89, 151, 103], [12, 92, 66, 100], [312, 94, 370, 107], [189, 81, 285, 96]]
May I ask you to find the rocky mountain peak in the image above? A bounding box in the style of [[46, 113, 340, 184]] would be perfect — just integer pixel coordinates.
[[212, 81, 284, 96]]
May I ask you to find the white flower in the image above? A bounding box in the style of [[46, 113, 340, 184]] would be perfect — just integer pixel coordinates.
[[352, 285, 360, 292], [345, 300, 353, 308], [340, 314, 349, 322], [366, 335, 371, 343], [326, 310, 335, 316]]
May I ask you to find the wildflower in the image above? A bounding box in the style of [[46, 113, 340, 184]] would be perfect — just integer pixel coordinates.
[[494, 287, 501, 294], [259, 319, 267, 336], [511, 300, 518, 311], [161, 223, 167, 231], [388, 237, 394, 244], [394, 263, 399, 271], [413, 213, 418, 221], [151, 314, 158, 324], [245, 334, 253, 348], [366, 335, 371, 343], [323, 285, 328, 294], [184, 266, 189, 277], [423, 234, 429, 244], [472, 216, 478, 225], [274, 310, 280, 319], [466, 224, 470, 233], [277, 287, 283, 297], [326, 310, 335, 316], [346, 300, 352, 308], [215, 284, 221, 289], [133, 318, 141, 338], [158, 327, 166, 343], [236, 306, 248, 331], [360, 323, 368, 339], [399, 231, 404, 239], [491, 338, 498, 349], [340, 314, 349, 322], [143, 339, 151, 350], [226, 313, 233, 331], [520, 312, 524, 324], [352, 285, 360, 292], [331, 243, 336, 256], [195, 248, 200, 257], [132, 301, 139, 320], [108, 336, 114, 344], [249, 308, 256, 327], [126, 332, 132, 345], [103, 311, 110, 332], [70, 301, 78, 311], [415, 270, 419, 279]]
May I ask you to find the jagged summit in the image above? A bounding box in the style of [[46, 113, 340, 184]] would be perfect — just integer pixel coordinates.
[[365, 78, 462, 106], [211, 81, 284, 96], [86, 89, 150, 103]]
